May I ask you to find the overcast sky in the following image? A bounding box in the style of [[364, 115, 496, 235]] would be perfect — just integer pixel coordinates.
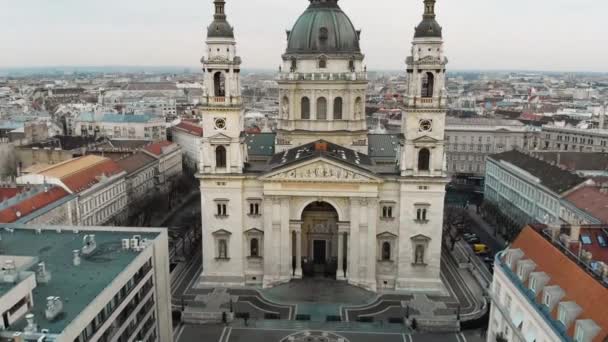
[[1, 0, 606, 72]]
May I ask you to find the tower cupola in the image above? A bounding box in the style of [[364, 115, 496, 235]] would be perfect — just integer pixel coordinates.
[[414, 0, 442, 39], [207, 0, 234, 39]]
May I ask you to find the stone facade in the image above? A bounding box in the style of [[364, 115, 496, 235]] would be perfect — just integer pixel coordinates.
[[197, 0, 448, 294]]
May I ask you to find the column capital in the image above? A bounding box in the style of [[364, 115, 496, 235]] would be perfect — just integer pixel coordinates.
[[337, 221, 351, 233], [290, 220, 304, 232]]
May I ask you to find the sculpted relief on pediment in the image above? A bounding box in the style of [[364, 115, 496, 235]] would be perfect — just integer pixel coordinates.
[[264, 161, 376, 183]]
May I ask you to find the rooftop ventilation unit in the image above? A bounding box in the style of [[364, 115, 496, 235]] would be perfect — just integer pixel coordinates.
[[81, 234, 96, 256], [73, 250, 81, 266], [36, 262, 51, 283], [45, 297, 63, 321], [2, 259, 17, 283], [122, 239, 130, 250], [23, 313, 37, 333]]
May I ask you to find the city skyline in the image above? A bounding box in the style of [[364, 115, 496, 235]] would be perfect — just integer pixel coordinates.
[[1, 0, 607, 72]]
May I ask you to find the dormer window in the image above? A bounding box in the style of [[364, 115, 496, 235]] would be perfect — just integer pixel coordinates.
[[319, 27, 328, 41]]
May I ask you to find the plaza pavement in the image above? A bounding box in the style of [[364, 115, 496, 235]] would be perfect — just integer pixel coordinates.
[[174, 324, 487, 342]]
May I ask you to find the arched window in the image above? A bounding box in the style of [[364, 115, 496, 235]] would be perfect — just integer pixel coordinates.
[[216, 146, 226, 168], [319, 56, 327, 69], [418, 148, 430, 171], [317, 97, 327, 120], [421, 72, 434, 98], [333, 97, 343, 120], [250, 238, 259, 257], [382, 242, 391, 261], [213, 72, 226, 97], [301, 97, 310, 119]]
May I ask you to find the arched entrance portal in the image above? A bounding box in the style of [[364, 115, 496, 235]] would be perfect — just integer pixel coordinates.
[[298, 202, 339, 278]]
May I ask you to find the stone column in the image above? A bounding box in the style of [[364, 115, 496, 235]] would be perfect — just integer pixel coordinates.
[[337, 231, 344, 280], [262, 197, 276, 288], [279, 197, 291, 282], [366, 199, 378, 292], [337, 222, 350, 281], [348, 199, 360, 285], [290, 220, 303, 279]]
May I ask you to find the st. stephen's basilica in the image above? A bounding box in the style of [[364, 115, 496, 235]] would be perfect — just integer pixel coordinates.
[[198, 0, 449, 294]]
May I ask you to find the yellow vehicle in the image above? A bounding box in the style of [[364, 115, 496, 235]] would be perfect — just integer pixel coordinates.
[[473, 244, 490, 255]]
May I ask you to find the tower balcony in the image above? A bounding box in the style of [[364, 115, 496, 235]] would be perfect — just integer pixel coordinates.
[[277, 71, 367, 82], [406, 96, 446, 109], [200, 96, 242, 107]]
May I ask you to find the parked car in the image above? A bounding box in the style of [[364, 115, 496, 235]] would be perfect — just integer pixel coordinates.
[[473, 244, 490, 255], [465, 236, 481, 244]]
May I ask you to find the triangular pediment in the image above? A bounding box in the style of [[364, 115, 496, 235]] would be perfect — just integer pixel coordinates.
[[377, 231, 398, 239], [212, 229, 232, 236], [208, 133, 232, 143], [244, 228, 264, 235], [260, 157, 382, 183], [413, 135, 439, 143], [410, 234, 431, 242]]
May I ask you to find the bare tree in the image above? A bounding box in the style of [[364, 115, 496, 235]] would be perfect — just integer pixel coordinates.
[[443, 206, 469, 251], [0, 144, 17, 178]]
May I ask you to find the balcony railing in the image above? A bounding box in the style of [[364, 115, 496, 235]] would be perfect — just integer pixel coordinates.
[[420, 98, 433, 104], [277, 71, 367, 82], [495, 252, 572, 341], [200, 96, 242, 106]]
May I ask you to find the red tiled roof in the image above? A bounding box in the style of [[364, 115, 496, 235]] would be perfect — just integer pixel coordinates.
[[0, 187, 69, 223], [143, 141, 174, 156], [174, 122, 203, 137], [565, 186, 608, 224], [511, 227, 608, 341], [61, 159, 123, 193], [0, 187, 23, 201]]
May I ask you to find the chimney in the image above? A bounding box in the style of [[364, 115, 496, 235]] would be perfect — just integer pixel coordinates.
[[73, 250, 81, 266], [24, 313, 37, 333]]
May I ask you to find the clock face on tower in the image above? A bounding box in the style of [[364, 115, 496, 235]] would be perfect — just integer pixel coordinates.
[[419, 119, 433, 132], [214, 118, 226, 130]]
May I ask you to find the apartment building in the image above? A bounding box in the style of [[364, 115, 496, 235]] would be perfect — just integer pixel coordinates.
[[74, 113, 167, 141], [485, 150, 589, 227], [0, 224, 173, 342], [17, 155, 128, 226], [445, 117, 529, 177], [170, 121, 203, 170], [488, 225, 608, 342], [540, 125, 608, 153]]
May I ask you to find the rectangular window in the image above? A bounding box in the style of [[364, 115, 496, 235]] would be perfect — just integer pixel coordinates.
[[416, 207, 428, 222], [216, 203, 227, 217], [558, 306, 567, 324], [529, 276, 537, 293], [381, 205, 394, 219], [543, 293, 551, 307]]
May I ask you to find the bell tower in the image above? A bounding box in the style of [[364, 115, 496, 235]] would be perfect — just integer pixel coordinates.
[[400, 0, 447, 178], [199, 0, 246, 174]]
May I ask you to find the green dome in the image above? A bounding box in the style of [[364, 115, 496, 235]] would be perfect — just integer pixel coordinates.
[[286, 0, 361, 55]]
